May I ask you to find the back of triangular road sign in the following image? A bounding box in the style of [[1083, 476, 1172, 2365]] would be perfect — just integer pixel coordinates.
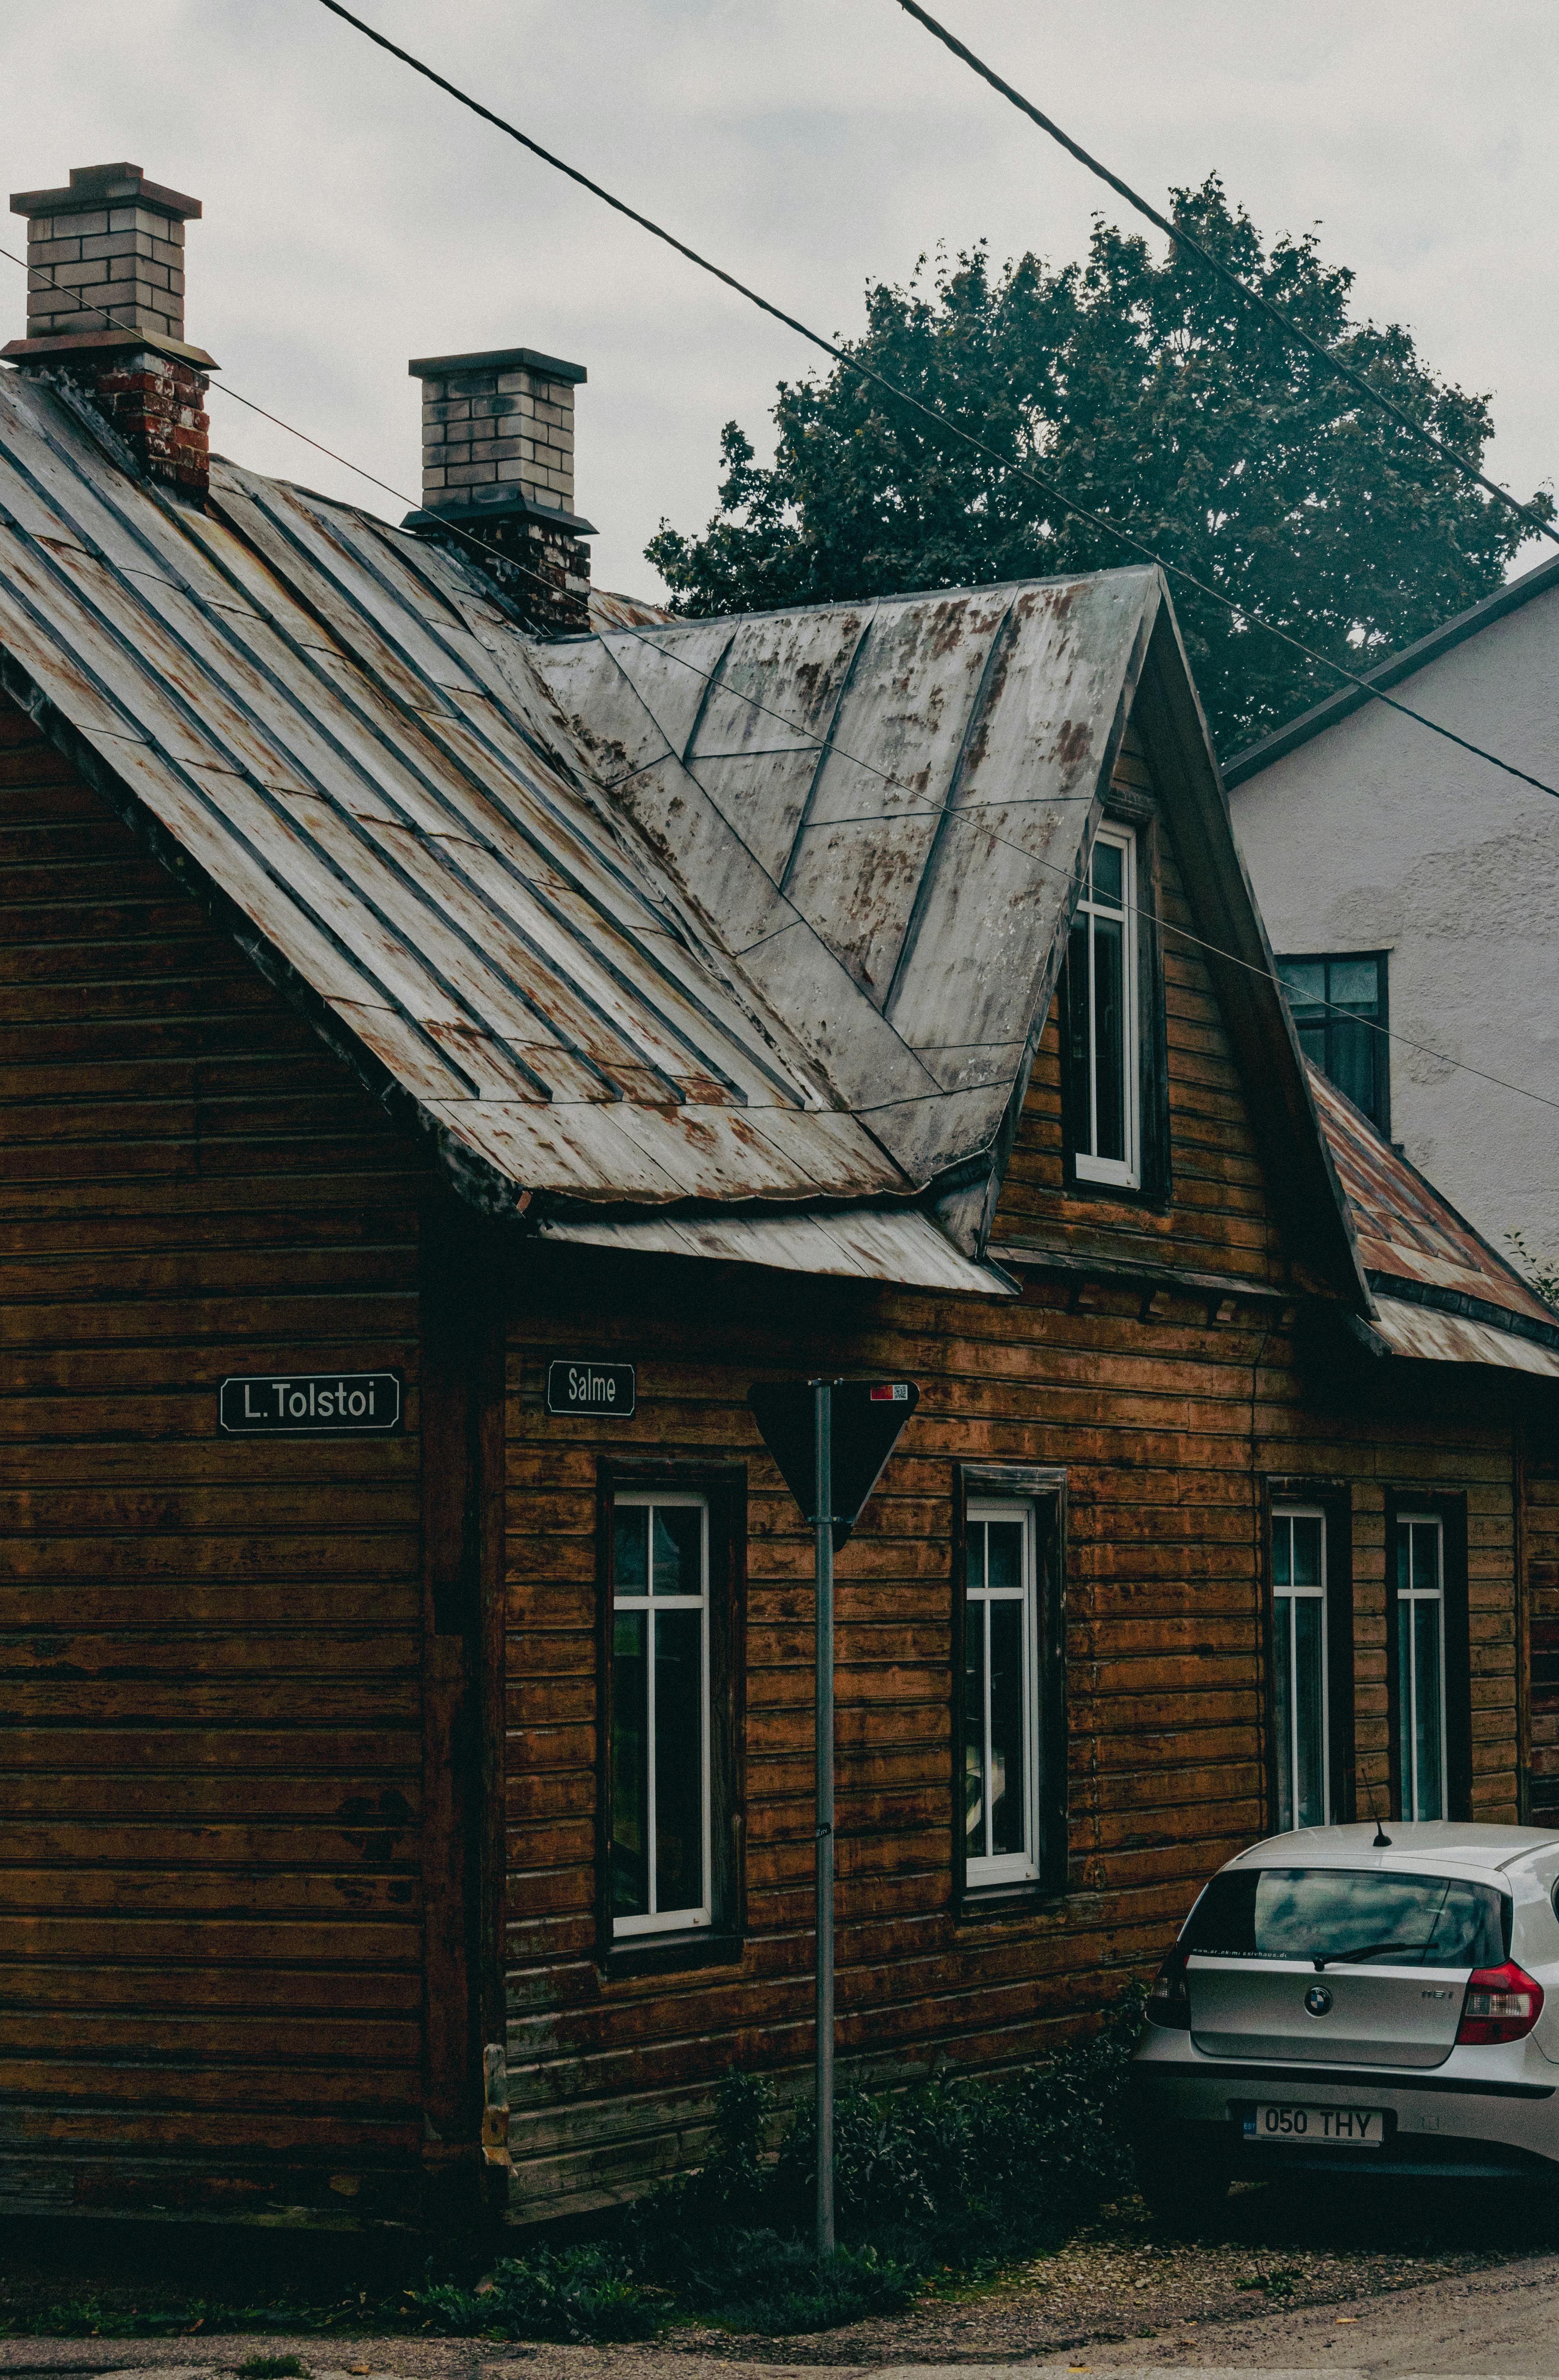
[[747, 1379, 919, 1549]]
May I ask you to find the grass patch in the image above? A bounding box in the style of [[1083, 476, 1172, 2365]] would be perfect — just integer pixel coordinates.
[[0, 2290, 410, 2342], [420, 2246, 660, 2345], [1240, 2267, 1301, 2299]]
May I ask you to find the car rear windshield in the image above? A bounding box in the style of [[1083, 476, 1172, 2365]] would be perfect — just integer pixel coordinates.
[[1183, 1867, 1508, 1967]]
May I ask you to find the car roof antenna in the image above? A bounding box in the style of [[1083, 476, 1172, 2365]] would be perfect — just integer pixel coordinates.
[[1366, 1781, 1393, 1849]]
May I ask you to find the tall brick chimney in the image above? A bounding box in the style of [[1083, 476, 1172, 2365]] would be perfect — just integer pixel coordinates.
[[405, 345, 594, 636], [2, 162, 216, 499]]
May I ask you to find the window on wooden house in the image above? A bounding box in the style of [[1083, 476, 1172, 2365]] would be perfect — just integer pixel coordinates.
[[610, 1493, 712, 1936], [1275, 952, 1390, 1135], [1394, 1512, 1448, 1822], [1266, 1488, 1357, 1834], [1271, 1506, 1331, 1830], [1066, 824, 1140, 1188], [963, 1500, 1041, 1886]]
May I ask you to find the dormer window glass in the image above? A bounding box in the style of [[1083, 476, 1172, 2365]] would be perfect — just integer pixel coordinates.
[[1068, 823, 1139, 1189]]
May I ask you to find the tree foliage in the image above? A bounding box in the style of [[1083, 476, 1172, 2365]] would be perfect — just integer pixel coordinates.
[[646, 178, 1551, 755]]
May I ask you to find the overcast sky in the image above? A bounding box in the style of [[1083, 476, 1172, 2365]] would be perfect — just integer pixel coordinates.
[[3, 1, 1555, 600]]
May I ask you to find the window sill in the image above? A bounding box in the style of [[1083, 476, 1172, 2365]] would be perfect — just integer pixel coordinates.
[[1061, 1170, 1170, 1214], [955, 1882, 1070, 1923], [601, 1930, 743, 1980]]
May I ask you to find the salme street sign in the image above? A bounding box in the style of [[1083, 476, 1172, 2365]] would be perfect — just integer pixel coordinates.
[[546, 1360, 636, 1418], [219, 1372, 403, 1435]]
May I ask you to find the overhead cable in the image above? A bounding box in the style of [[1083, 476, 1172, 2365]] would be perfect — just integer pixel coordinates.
[[891, 0, 1559, 555], [309, 0, 1559, 811], [5, 244, 1558, 1127]]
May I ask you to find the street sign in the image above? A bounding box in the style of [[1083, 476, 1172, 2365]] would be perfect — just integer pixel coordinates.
[[219, 1371, 402, 1435], [746, 1375, 918, 2260], [747, 1377, 919, 1548], [546, 1359, 636, 1418]]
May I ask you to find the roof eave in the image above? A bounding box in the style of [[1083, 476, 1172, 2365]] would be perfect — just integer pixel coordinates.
[[1223, 549, 1559, 788]]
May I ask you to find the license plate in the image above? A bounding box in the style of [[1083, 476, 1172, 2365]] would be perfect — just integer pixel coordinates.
[[1245, 2102, 1384, 2146]]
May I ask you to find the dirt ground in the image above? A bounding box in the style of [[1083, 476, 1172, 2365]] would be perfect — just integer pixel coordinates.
[[655, 2176, 1559, 2363], [2, 2174, 1556, 2367]]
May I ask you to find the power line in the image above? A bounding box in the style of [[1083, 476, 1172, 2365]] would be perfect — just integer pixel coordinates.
[[891, 0, 1559, 556], [4, 248, 1558, 1131], [310, 0, 1559, 814]]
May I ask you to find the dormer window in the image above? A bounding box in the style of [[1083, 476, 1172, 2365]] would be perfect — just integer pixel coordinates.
[[1066, 823, 1140, 1189]]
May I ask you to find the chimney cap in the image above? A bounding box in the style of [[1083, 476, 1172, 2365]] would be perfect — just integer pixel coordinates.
[[11, 162, 202, 223], [407, 342, 586, 386]]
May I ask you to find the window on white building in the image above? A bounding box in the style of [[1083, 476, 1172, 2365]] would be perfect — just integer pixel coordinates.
[[1276, 952, 1390, 1135]]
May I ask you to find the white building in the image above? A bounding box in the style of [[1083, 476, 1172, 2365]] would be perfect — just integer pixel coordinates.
[[1226, 556, 1559, 1277]]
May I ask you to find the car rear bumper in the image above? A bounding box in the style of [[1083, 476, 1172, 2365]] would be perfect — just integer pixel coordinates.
[[1129, 2032, 1559, 2181]]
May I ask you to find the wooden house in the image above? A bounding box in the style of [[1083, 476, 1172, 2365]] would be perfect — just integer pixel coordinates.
[[1, 164, 1557, 2237]]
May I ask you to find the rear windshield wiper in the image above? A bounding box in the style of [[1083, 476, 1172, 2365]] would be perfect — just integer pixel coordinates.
[[1312, 1939, 1433, 1970]]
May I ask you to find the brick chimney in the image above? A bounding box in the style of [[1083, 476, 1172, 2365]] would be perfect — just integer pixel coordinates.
[[406, 346, 594, 636], [2, 162, 216, 499]]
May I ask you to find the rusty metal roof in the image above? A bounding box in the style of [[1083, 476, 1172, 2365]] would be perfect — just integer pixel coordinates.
[[0, 363, 1172, 1241], [1309, 1063, 1559, 1356], [587, 587, 675, 633], [0, 365, 1393, 1308], [0, 367, 915, 1211]]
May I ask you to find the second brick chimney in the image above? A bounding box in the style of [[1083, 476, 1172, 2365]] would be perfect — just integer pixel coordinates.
[[406, 345, 594, 635], [2, 162, 216, 498]]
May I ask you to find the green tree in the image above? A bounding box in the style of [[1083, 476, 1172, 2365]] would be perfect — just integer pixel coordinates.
[[646, 178, 1551, 755]]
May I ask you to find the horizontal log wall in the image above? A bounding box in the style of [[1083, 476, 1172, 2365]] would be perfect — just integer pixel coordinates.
[[502, 1249, 1523, 2221], [1528, 1427, 1559, 1824], [0, 699, 437, 2222]]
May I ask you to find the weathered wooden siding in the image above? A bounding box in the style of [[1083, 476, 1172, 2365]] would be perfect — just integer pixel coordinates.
[[501, 1247, 1524, 2221], [1528, 1425, 1559, 1825], [499, 739, 1524, 2222], [0, 697, 438, 2222], [991, 730, 1287, 1290]]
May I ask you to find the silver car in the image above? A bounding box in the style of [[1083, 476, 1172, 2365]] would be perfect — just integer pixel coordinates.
[[1130, 1822, 1559, 2222]]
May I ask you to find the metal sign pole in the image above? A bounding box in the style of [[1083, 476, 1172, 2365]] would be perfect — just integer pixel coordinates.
[[812, 1375, 836, 2262]]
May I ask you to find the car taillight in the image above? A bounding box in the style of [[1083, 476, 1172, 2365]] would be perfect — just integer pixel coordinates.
[[1146, 1943, 1190, 2029], [1457, 1960, 1544, 2046]]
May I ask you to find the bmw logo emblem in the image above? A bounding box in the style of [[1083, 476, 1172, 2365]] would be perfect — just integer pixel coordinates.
[[1305, 1984, 1334, 2017]]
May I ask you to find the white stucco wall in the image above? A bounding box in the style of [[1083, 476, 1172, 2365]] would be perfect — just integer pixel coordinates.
[[1229, 574, 1559, 1274]]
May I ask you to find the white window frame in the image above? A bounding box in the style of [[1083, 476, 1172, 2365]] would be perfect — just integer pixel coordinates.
[[1072, 822, 1141, 1190], [1271, 1504, 1330, 1832], [964, 1497, 1041, 1887], [1396, 1512, 1449, 1824], [610, 1491, 713, 1938]]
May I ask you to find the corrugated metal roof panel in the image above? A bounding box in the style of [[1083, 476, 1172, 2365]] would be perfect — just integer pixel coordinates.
[[536, 1205, 1016, 1295], [1370, 1298, 1559, 1378], [533, 572, 1160, 1184], [0, 369, 908, 1207]]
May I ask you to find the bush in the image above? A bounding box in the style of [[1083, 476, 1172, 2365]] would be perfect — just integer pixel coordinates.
[[773, 1982, 1144, 2258], [677, 2232, 918, 2333], [420, 1985, 1147, 2343], [419, 2245, 659, 2344]]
